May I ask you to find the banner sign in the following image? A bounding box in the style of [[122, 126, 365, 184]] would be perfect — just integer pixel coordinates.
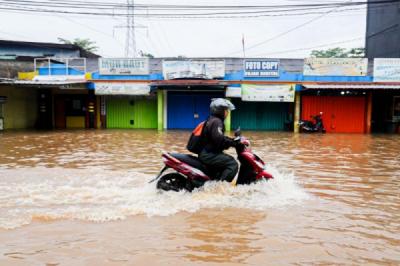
[[241, 84, 295, 102], [226, 86, 242, 98], [99, 58, 149, 75], [303, 58, 368, 76], [244, 60, 279, 77], [95, 82, 150, 95], [162, 60, 225, 79], [33, 75, 86, 82], [373, 58, 400, 82]]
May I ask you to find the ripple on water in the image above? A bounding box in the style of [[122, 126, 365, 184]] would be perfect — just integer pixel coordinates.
[[0, 131, 399, 265], [0, 165, 310, 230]]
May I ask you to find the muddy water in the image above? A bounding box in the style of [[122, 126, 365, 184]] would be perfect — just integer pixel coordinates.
[[0, 130, 399, 265]]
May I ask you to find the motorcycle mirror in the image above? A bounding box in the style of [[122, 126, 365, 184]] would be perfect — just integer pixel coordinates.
[[234, 127, 241, 137]]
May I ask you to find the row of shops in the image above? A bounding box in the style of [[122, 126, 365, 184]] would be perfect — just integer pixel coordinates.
[[1, 82, 399, 134], [1, 57, 400, 133]]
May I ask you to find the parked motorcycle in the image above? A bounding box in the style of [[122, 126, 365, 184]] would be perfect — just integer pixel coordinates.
[[151, 129, 274, 192], [299, 112, 326, 133]]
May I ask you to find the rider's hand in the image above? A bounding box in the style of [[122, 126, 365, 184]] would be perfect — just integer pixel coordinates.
[[240, 138, 250, 147]]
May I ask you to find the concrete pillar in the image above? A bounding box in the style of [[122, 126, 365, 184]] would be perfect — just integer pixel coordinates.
[[157, 89, 164, 131], [224, 97, 232, 132], [96, 96, 101, 129], [294, 91, 301, 133], [365, 92, 373, 134], [225, 110, 231, 132]]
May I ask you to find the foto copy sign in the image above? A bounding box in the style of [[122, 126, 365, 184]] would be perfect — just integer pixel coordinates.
[[244, 60, 280, 77]]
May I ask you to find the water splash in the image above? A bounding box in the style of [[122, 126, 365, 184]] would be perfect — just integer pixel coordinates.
[[0, 166, 310, 230]]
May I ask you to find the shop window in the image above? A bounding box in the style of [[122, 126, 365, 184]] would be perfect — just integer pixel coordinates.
[[65, 98, 86, 116], [72, 99, 81, 110]]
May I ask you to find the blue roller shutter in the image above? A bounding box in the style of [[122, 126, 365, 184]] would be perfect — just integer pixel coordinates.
[[167, 92, 223, 129]]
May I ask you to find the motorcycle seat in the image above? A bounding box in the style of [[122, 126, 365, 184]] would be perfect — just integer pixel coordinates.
[[170, 153, 209, 174]]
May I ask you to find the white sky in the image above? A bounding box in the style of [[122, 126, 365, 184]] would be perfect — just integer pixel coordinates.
[[0, 0, 367, 58]]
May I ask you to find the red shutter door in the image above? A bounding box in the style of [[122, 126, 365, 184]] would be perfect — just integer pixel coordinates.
[[302, 96, 366, 133]]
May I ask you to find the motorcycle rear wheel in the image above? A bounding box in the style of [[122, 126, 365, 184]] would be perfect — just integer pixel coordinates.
[[156, 173, 192, 192]]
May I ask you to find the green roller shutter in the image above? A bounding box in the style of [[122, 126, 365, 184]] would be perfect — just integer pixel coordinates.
[[106, 97, 157, 129], [232, 100, 290, 131]]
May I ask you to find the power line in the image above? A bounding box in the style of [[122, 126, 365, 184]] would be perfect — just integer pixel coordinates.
[[0, 0, 394, 58], [0, 5, 372, 18], [248, 36, 364, 57], [0, 0, 396, 9], [223, 0, 365, 56], [59, 16, 124, 45], [0, 0, 397, 18], [246, 17, 399, 58], [224, 16, 333, 56]]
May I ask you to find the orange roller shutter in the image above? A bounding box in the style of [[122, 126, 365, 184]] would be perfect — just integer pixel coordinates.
[[302, 96, 366, 133]]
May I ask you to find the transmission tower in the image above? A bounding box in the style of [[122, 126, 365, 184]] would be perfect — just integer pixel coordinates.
[[125, 0, 135, 57], [114, 0, 147, 57]]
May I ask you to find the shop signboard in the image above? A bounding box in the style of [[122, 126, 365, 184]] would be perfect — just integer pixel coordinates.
[[162, 60, 225, 79], [244, 60, 280, 77], [99, 58, 149, 75], [303, 58, 368, 76], [226, 86, 242, 98], [241, 84, 295, 102], [373, 58, 400, 82], [33, 75, 86, 82], [95, 82, 150, 95]]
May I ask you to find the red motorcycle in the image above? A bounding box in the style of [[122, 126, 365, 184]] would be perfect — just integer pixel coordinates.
[[151, 129, 273, 192]]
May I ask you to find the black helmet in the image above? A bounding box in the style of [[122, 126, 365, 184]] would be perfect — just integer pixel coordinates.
[[210, 98, 235, 117]]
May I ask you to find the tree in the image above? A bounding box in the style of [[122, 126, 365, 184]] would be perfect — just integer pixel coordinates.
[[347, 48, 365, 58], [310, 47, 365, 58], [58, 37, 98, 52], [139, 50, 154, 58]]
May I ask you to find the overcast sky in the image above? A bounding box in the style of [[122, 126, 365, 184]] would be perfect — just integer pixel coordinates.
[[0, 0, 367, 58]]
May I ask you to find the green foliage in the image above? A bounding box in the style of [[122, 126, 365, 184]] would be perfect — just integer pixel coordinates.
[[58, 37, 98, 52], [310, 47, 365, 58], [139, 50, 154, 58], [347, 48, 365, 58]]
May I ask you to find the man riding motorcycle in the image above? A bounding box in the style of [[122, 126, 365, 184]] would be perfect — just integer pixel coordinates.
[[198, 98, 239, 182], [313, 112, 325, 131]]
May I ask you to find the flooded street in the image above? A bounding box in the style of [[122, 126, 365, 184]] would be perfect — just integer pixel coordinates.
[[0, 130, 399, 265]]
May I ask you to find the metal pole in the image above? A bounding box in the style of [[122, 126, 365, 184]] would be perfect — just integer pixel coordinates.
[[294, 90, 301, 133], [66, 58, 69, 75], [48, 58, 51, 76]]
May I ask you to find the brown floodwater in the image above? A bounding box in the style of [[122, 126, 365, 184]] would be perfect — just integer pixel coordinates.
[[0, 130, 399, 265]]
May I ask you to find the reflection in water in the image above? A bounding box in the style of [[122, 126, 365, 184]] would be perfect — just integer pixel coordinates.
[[0, 130, 399, 265]]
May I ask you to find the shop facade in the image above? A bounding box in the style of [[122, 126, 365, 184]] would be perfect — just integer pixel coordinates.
[[91, 58, 158, 129], [224, 59, 300, 131], [156, 60, 227, 130], [3, 56, 400, 134], [0, 84, 38, 130]]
